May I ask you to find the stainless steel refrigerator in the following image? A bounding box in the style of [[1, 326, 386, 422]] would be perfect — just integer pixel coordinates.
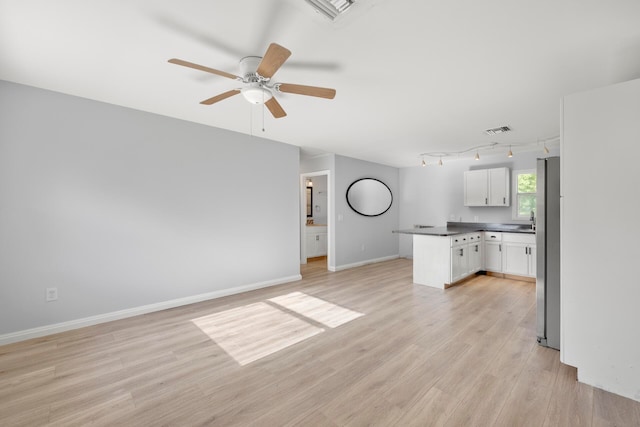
[[536, 157, 560, 350]]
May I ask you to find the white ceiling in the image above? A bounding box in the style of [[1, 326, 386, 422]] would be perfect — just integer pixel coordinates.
[[2, 0, 639, 167]]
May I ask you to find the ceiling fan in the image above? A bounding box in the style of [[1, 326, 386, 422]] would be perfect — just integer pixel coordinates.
[[168, 43, 336, 119]]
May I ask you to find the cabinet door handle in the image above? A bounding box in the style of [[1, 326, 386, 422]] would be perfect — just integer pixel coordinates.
[[316, 235, 319, 241], [499, 244, 502, 252], [475, 245, 479, 252], [460, 248, 464, 256], [485, 197, 488, 205], [503, 197, 506, 204], [525, 247, 528, 255]]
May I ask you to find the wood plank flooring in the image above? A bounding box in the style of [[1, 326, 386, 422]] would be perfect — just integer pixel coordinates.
[[1, 258, 640, 426]]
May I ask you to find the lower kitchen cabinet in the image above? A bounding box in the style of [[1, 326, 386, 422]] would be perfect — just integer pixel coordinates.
[[502, 233, 536, 277], [450, 244, 468, 283], [468, 241, 483, 274], [414, 233, 481, 289], [412, 230, 536, 289], [484, 232, 503, 272]]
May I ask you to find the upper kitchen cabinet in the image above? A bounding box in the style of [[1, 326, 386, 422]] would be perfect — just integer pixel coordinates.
[[464, 167, 510, 207]]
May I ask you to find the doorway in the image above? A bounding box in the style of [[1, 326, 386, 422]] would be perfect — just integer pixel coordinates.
[[300, 170, 332, 271]]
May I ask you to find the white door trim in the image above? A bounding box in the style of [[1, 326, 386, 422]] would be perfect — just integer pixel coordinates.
[[300, 170, 332, 270]]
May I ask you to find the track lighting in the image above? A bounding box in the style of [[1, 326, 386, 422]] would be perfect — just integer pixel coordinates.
[[417, 135, 558, 165]]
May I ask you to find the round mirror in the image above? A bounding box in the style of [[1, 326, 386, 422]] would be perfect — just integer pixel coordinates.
[[346, 178, 393, 217]]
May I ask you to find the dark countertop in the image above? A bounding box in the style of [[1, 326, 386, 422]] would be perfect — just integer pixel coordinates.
[[394, 222, 536, 236], [394, 226, 472, 236]]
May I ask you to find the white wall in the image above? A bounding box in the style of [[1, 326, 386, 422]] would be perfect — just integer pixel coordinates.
[[398, 149, 558, 257], [561, 78, 640, 402], [0, 81, 301, 340], [334, 155, 399, 269]]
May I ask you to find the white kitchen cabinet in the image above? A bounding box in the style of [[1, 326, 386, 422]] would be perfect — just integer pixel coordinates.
[[465, 232, 483, 274], [305, 226, 327, 258], [528, 245, 536, 278], [464, 170, 488, 206], [502, 233, 536, 277], [468, 241, 483, 274], [414, 233, 481, 289], [489, 168, 510, 206], [483, 232, 503, 272], [464, 167, 510, 206], [450, 243, 468, 283], [450, 233, 484, 280], [503, 243, 529, 276]]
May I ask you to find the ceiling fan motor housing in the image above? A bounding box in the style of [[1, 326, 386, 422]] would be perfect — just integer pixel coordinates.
[[239, 56, 273, 104], [239, 56, 264, 81]]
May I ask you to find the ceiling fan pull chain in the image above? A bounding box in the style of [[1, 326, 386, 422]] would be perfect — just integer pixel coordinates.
[[262, 90, 266, 132]]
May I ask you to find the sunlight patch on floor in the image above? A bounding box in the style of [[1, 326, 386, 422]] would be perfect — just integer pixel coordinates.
[[192, 292, 364, 365], [191, 302, 324, 366], [268, 292, 364, 328]]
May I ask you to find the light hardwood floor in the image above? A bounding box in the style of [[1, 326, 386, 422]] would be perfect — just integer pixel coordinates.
[[1, 258, 639, 426]]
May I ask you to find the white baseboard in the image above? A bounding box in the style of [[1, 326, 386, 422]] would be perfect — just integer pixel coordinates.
[[0, 274, 302, 346], [329, 254, 399, 272]]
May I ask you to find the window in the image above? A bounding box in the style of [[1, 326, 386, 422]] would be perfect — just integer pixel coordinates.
[[513, 169, 536, 220]]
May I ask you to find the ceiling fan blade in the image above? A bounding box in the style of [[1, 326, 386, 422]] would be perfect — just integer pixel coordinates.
[[265, 97, 287, 118], [168, 58, 240, 80], [200, 89, 241, 105], [256, 43, 291, 78], [277, 83, 336, 99]]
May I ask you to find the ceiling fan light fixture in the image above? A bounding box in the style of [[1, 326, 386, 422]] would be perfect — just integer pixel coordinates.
[[241, 85, 273, 105]]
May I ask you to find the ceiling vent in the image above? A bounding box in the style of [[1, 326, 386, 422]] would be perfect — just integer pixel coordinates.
[[305, 0, 355, 20], [484, 126, 511, 135]]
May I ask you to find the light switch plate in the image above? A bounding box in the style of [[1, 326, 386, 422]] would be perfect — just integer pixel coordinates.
[[46, 287, 58, 302]]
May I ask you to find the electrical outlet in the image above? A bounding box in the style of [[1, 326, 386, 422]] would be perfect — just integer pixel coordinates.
[[46, 287, 58, 302]]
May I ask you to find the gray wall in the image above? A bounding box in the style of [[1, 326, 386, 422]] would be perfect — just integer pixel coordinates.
[[334, 155, 399, 268], [0, 80, 300, 337], [398, 149, 559, 257]]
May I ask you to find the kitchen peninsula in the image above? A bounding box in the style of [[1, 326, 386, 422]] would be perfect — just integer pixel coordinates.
[[396, 222, 535, 289]]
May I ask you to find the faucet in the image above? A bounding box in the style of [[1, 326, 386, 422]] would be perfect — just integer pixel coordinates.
[[530, 211, 536, 231]]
